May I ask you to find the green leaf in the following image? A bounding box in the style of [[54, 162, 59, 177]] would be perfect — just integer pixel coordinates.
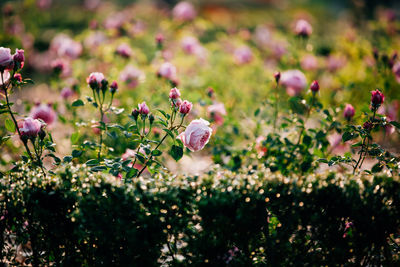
[[72, 150, 83, 158], [63, 156, 73, 163], [126, 168, 138, 178], [254, 108, 260, 117], [342, 131, 359, 142], [91, 166, 107, 172], [5, 118, 15, 132], [72, 99, 84, 107], [170, 145, 183, 161], [163, 129, 174, 139], [71, 132, 80, 144], [151, 150, 162, 156], [85, 159, 99, 166]]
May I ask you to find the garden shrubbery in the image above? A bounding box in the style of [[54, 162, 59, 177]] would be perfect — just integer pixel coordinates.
[[1, 164, 399, 266]]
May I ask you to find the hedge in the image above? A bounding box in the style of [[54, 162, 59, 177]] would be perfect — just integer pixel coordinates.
[[1, 164, 399, 266]]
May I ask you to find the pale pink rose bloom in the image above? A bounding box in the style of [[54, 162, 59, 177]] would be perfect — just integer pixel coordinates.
[[87, 72, 105, 87], [326, 55, 346, 72], [158, 62, 177, 80], [30, 103, 57, 126], [58, 39, 82, 59], [104, 12, 127, 30], [301, 54, 318, 71], [120, 65, 144, 88], [181, 36, 200, 54], [280, 70, 307, 96], [172, 1, 197, 22], [179, 100, 193, 114], [116, 43, 132, 58], [61, 87, 75, 100], [19, 117, 42, 138], [234, 46, 253, 64], [270, 40, 287, 59], [0, 70, 10, 85], [169, 87, 181, 99], [343, 104, 355, 120], [0, 47, 14, 70], [138, 102, 150, 115], [207, 102, 227, 125], [294, 19, 312, 37], [254, 26, 271, 48], [178, 118, 212, 152]]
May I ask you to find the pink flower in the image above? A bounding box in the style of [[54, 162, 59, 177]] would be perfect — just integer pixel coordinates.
[[169, 87, 181, 99], [172, 1, 196, 22], [19, 117, 42, 138], [14, 73, 22, 82], [294, 19, 312, 37], [179, 100, 193, 114], [301, 54, 318, 71], [0, 47, 14, 71], [310, 80, 319, 93], [326, 55, 346, 72], [254, 26, 271, 48], [57, 38, 82, 59], [178, 118, 212, 152], [207, 102, 227, 125], [343, 104, 355, 120], [13, 49, 24, 68], [110, 81, 118, 93], [116, 43, 132, 58], [158, 62, 177, 80], [181, 36, 200, 54], [120, 65, 144, 88], [138, 101, 149, 115], [255, 136, 267, 157], [371, 89, 384, 108], [234, 46, 253, 64], [30, 103, 57, 126], [280, 70, 307, 96], [87, 72, 105, 89], [61, 87, 75, 100]]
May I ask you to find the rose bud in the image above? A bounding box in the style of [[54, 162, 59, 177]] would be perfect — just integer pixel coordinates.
[[110, 81, 118, 94], [172, 98, 182, 108], [51, 58, 65, 75], [177, 118, 212, 152], [169, 87, 181, 99], [19, 117, 42, 139], [343, 104, 355, 121], [87, 72, 105, 90], [294, 19, 312, 37], [207, 87, 214, 98], [14, 73, 22, 82], [179, 100, 192, 114], [131, 108, 139, 121], [155, 33, 164, 48], [371, 89, 384, 109], [30, 103, 57, 126], [363, 121, 373, 130], [13, 49, 24, 69], [138, 101, 149, 115], [274, 72, 281, 83], [0, 47, 14, 71], [310, 80, 319, 93]]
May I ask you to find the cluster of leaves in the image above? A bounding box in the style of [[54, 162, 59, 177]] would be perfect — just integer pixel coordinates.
[[1, 164, 399, 266]]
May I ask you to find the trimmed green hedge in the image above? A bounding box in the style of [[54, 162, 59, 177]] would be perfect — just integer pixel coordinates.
[[1, 164, 399, 266]]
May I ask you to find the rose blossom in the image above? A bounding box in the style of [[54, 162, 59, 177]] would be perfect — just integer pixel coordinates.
[[116, 43, 132, 58], [234, 46, 253, 64], [157, 62, 177, 80], [179, 100, 192, 114], [0, 47, 14, 71], [138, 102, 149, 115], [371, 89, 384, 108], [310, 80, 319, 93], [280, 70, 307, 96], [301, 54, 318, 71], [343, 104, 355, 120], [19, 117, 42, 139], [30, 103, 57, 126], [178, 118, 212, 152], [172, 1, 196, 22], [207, 102, 227, 125], [120, 65, 144, 88], [13, 49, 24, 68], [181, 36, 200, 55], [87, 72, 105, 89], [294, 19, 312, 37], [169, 87, 181, 99], [61, 87, 75, 100]]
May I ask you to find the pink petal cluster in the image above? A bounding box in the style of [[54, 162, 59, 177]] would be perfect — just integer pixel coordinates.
[[138, 102, 150, 115], [234, 46, 253, 64], [158, 62, 177, 80], [0, 47, 14, 71], [51, 34, 82, 59], [178, 118, 212, 152], [280, 70, 307, 96], [116, 43, 132, 58], [120, 65, 144, 88], [179, 100, 193, 114], [207, 102, 227, 125], [172, 1, 197, 22], [30, 103, 57, 126], [87, 72, 105, 88], [301, 54, 318, 71], [343, 104, 355, 120], [294, 19, 312, 37], [19, 117, 42, 138]]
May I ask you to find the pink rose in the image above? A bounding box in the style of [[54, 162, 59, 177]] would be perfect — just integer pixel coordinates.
[[207, 102, 227, 125], [343, 104, 355, 120], [13, 49, 25, 69], [120, 65, 144, 88], [158, 62, 177, 80], [19, 117, 42, 138], [181, 36, 200, 54], [301, 54, 318, 71], [138, 101, 149, 115], [172, 1, 196, 22], [371, 89, 384, 108], [169, 87, 181, 99], [280, 70, 307, 96], [0, 47, 14, 71], [30, 103, 57, 126], [178, 118, 212, 152], [294, 19, 312, 37], [87, 72, 105, 89], [116, 43, 132, 58], [179, 100, 193, 114], [234, 46, 253, 64], [61, 87, 75, 100], [326, 55, 346, 72]]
